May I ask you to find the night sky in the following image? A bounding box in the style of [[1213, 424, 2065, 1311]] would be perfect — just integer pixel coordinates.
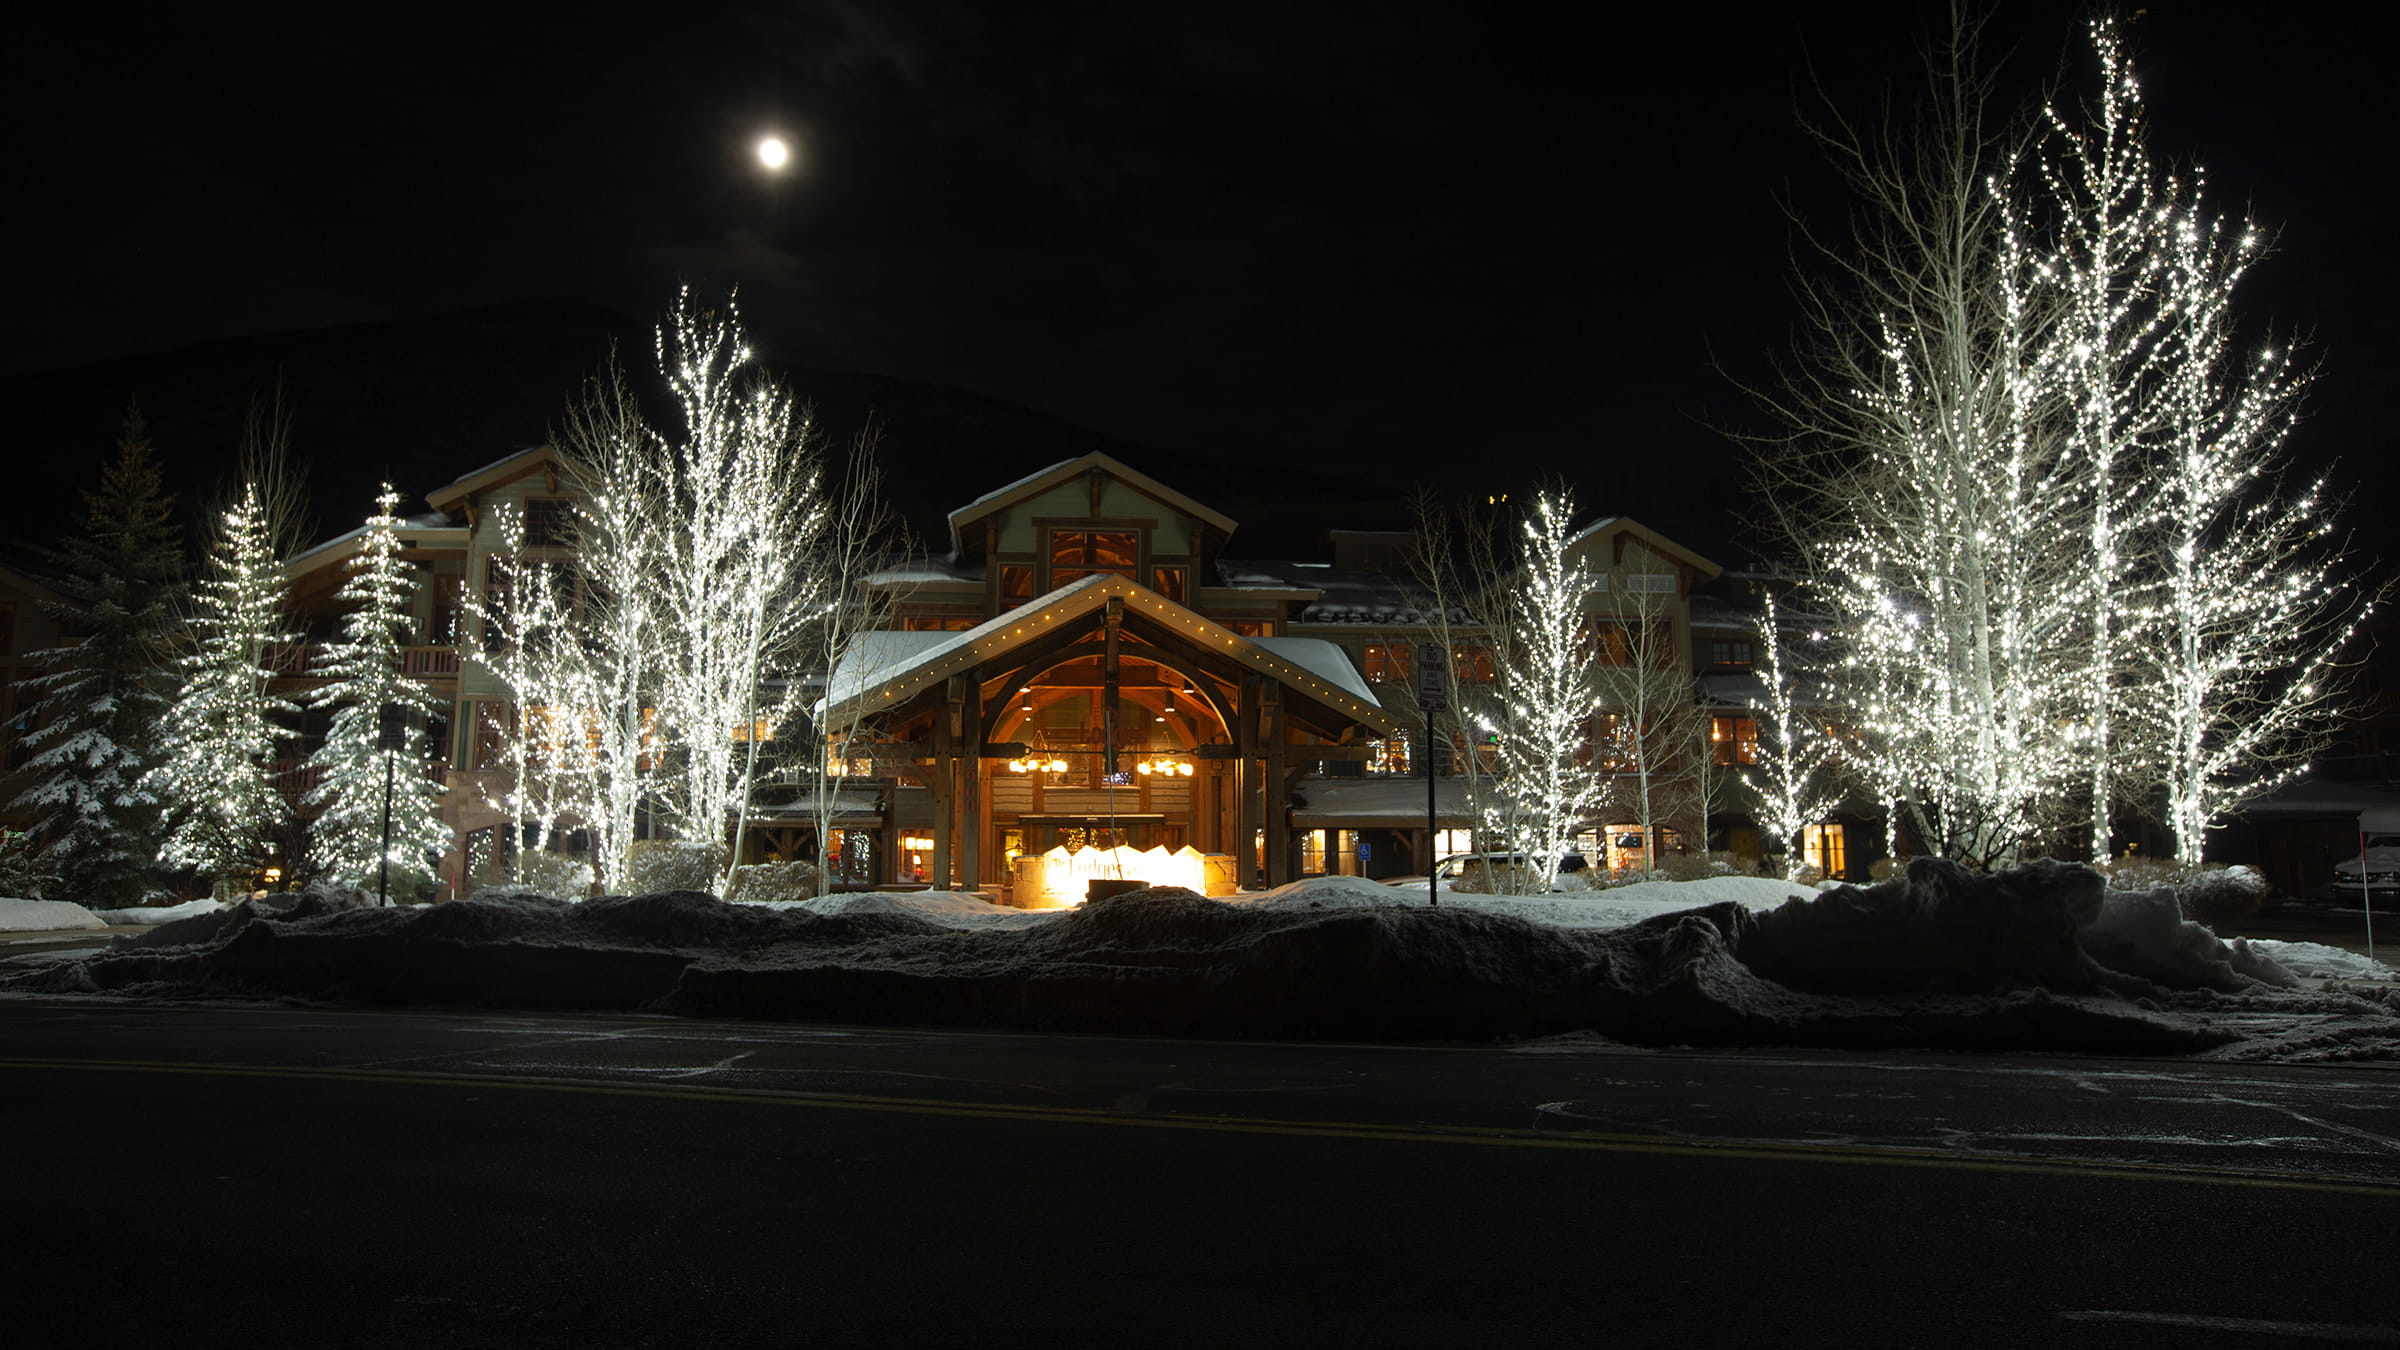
[[10, 2, 2389, 520]]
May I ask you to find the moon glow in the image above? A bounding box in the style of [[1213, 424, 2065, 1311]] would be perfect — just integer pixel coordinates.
[[756, 136, 791, 170]]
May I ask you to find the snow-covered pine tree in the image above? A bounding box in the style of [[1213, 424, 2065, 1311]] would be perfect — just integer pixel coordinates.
[[1487, 489, 1606, 892], [9, 413, 184, 906], [150, 481, 297, 884], [302, 487, 448, 895], [1746, 592, 1837, 879]]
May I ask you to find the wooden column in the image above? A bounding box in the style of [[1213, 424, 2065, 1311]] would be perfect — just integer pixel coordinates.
[[1238, 675, 1261, 888], [1263, 681, 1289, 887], [931, 678, 960, 889], [960, 667, 983, 889]]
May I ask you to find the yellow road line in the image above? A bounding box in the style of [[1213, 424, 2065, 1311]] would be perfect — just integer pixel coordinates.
[[7, 1054, 2397, 1199]]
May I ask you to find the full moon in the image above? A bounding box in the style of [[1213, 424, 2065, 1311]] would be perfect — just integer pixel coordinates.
[[756, 136, 791, 170]]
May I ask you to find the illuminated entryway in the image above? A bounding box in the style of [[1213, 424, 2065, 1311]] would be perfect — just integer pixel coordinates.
[[820, 574, 1405, 898]]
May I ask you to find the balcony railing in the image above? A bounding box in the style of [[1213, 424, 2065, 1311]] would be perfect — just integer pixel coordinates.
[[265, 643, 459, 679], [271, 757, 452, 800]]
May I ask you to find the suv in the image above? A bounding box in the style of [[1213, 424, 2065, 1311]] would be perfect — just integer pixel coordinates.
[[2330, 834, 2400, 908]]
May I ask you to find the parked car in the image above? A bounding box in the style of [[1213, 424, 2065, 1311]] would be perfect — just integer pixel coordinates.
[[2329, 833, 2400, 908], [1428, 851, 1589, 892]]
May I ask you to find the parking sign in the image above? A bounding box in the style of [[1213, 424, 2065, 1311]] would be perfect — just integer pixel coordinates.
[[1418, 645, 1448, 714]]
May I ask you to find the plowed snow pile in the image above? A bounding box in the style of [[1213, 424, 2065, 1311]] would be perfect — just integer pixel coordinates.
[[8, 860, 2395, 1059]]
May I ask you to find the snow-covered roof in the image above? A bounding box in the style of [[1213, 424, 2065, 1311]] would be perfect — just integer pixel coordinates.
[[286, 515, 469, 578], [2239, 777, 2400, 820], [946, 452, 1238, 553], [745, 787, 887, 823], [1696, 672, 1769, 707], [867, 556, 983, 587], [1251, 637, 1379, 707], [1566, 514, 1724, 581], [1685, 592, 1758, 631], [1290, 777, 1474, 827], [424, 446, 561, 512], [823, 631, 954, 709], [820, 573, 1406, 736]]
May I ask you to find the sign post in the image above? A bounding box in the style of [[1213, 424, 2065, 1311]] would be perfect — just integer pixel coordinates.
[[1417, 645, 1448, 908]]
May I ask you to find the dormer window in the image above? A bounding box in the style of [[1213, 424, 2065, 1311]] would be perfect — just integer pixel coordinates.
[[522, 497, 575, 547], [1049, 529, 1138, 587]]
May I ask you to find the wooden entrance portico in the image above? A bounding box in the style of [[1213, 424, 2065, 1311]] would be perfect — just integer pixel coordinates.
[[820, 575, 1406, 893]]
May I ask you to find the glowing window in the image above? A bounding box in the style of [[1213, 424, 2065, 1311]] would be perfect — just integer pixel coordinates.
[[1710, 715, 1758, 767], [1050, 530, 1138, 586], [1362, 642, 1413, 683]]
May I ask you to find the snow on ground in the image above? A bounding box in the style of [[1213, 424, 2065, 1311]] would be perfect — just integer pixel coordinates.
[[91, 898, 227, 926], [750, 890, 1053, 932], [0, 898, 108, 932], [2248, 940, 2394, 982], [1263, 874, 1820, 931], [6, 863, 2395, 1061]]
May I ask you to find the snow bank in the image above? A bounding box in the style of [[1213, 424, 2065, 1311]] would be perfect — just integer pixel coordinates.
[[768, 890, 1051, 931], [91, 898, 227, 926], [7, 863, 2392, 1060], [4, 855, 2380, 1056], [2247, 940, 2396, 982], [2079, 885, 2297, 991], [0, 898, 107, 932]]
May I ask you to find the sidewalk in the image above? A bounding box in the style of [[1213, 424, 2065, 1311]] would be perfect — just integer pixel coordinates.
[[2221, 903, 2393, 964], [0, 924, 144, 966]]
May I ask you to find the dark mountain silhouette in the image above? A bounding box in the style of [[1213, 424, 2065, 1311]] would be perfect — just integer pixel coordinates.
[[1, 300, 1411, 563]]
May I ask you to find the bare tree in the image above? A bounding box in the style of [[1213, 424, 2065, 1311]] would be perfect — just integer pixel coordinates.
[[1746, 592, 1838, 878], [1409, 489, 1528, 887], [2135, 177, 2377, 863], [1747, 6, 2089, 865], [1487, 489, 1608, 892], [1587, 550, 1706, 873], [802, 424, 909, 896]]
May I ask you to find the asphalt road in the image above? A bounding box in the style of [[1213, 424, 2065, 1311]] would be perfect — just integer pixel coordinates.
[[3, 997, 2397, 1349]]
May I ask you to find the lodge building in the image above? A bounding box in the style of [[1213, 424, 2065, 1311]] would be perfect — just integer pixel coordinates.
[[253, 448, 1835, 900]]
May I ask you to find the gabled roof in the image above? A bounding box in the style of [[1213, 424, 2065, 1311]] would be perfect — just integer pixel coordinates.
[[425, 446, 564, 514], [286, 513, 466, 580], [821, 572, 1402, 737], [946, 452, 1239, 555], [1568, 515, 1724, 582]]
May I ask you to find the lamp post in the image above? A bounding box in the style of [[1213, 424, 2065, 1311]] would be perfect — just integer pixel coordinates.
[[376, 703, 407, 907], [1418, 645, 1448, 908]]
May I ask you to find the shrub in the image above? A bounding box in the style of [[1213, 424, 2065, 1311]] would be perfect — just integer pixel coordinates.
[[723, 860, 824, 903], [477, 851, 594, 902], [0, 831, 57, 899], [1868, 858, 1906, 884], [1655, 852, 1743, 883], [2100, 856, 2269, 929], [624, 839, 728, 896]]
